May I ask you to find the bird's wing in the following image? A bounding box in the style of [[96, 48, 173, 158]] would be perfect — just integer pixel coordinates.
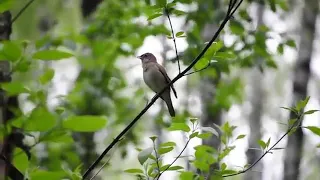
[[156, 64, 178, 98]]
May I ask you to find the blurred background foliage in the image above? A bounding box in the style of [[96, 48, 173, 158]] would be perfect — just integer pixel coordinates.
[[0, 0, 319, 179]]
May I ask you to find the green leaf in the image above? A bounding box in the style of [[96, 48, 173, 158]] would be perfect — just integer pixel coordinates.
[[305, 126, 320, 136], [285, 39, 296, 48], [29, 170, 67, 180], [179, 171, 194, 180], [200, 127, 219, 137], [167, 123, 190, 132], [172, 9, 186, 16], [296, 96, 310, 111], [280, 106, 298, 114], [156, 0, 166, 7], [124, 168, 144, 174], [189, 132, 199, 139], [218, 146, 235, 161], [221, 169, 238, 175], [265, 137, 271, 148], [147, 13, 163, 21], [25, 107, 56, 131], [32, 50, 74, 61], [304, 110, 319, 115], [213, 52, 236, 60], [160, 164, 183, 171], [236, 134, 246, 140], [63, 115, 107, 132], [160, 141, 176, 147], [41, 130, 74, 143], [1, 82, 30, 96], [13, 148, 29, 172], [189, 117, 198, 124], [159, 146, 174, 155], [229, 20, 245, 35], [268, 0, 276, 12], [196, 132, 212, 139], [221, 163, 227, 170], [138, 147, 153, 165], [150, 136, 157, 142], [168, 166, 184, 171], [39, 68, 55, 85], [176, 31, 186, 38], [277, 43, 284, 54], [0, 0, 13, 13], [258, 140, 266, 150], [0, 41, 23, 61]]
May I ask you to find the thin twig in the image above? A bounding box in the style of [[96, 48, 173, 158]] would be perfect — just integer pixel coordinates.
[[156, 130, 194, 179], [11, 0, 36, 24], [165, 7, 181, 73], [222, 113, 303, 177], [89, 141, 120, 180], [153, 141, 161, 178], [82, 1, 243, 178]]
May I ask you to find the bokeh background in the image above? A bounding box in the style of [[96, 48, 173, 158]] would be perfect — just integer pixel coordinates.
[[0, 0, 319, 180]]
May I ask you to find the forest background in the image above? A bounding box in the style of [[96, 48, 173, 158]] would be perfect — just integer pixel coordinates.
[[0, 0, 319, 180]]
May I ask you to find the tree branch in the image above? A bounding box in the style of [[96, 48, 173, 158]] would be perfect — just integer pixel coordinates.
[[165, 7, 181, 73], [11, 0, 36, 24], [222, 113, 303, 178], [82, 0, 243, 178]]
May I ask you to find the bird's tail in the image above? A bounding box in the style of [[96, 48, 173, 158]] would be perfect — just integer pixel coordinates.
[[163, 95, 175, 117]]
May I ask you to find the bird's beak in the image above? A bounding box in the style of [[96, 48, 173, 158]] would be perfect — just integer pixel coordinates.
[[136, 55, 141, 59]]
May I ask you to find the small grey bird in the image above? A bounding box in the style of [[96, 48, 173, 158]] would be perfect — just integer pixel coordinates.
[[137, 53, 178, 117]]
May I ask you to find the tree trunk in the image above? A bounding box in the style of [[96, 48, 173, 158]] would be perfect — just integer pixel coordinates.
[[283, 0, 319, 179], [244, 2, 264, 180], [0, 11, 22, 180]]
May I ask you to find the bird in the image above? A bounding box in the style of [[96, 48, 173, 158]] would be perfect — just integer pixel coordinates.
[[137, 52, 178, 117]]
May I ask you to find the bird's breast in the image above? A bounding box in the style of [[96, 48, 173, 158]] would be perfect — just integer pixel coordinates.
[[143, 67, 166, 93]]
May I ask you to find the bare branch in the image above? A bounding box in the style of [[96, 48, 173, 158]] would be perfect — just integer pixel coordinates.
[[222, 113, 303, 178], [165, 7, 181, 73], [11, 0, 36, 24]]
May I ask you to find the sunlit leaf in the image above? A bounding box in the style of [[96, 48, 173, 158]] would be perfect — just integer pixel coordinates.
[[63, 115, 107, 132], [0, 82, 30, 96], [189, 132, 199, 139], [258, 140, 266, 150], [159, 147, 174, 155], [0, 41, 22, 61], [124, 168, 144, 174], [32, 50, 74, 61], [0, 0, 13, 13], [196, 132, 212, 139], [305, 126, 320, 136], [179, 171, 194, 180], [236, 134, 246, 140], [167, 123, 190, 132], [25, 106, 56, 131], [29, 170, 67, 180], [147, 13, 163, 21], [39, 68, 55, 85], [13, 148, 29, 173], [160, 141, 176, 147], [304, 110, 319, 115]]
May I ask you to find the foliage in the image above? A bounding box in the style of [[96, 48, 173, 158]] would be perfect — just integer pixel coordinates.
[[0, 0, 319, 179]]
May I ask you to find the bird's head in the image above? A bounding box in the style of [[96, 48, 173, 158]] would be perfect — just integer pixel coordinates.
[[137, 52, 157, 63]]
